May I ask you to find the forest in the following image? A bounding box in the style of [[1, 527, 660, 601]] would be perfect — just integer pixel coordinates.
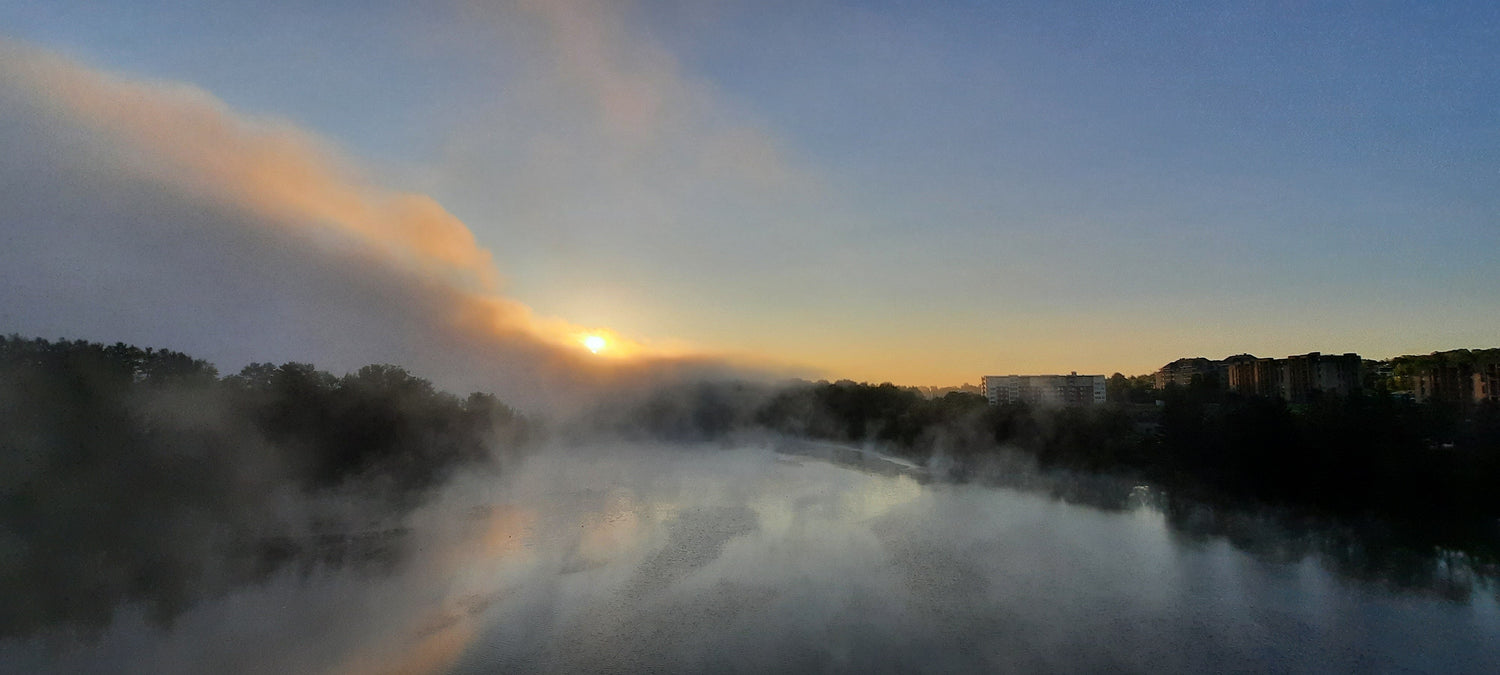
[[0, 335, 526, 638]]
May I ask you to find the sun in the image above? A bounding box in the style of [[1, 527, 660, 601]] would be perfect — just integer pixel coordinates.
[[583, 334, 606, 354]]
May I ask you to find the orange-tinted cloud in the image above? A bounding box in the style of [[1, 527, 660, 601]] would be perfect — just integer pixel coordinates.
[[3, 44, 497, 291], [0, 39, 726, 402]]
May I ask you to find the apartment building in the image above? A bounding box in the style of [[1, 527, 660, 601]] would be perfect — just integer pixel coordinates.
[[1159, 351, 1362, 401], [981, 373, 1107, 406]]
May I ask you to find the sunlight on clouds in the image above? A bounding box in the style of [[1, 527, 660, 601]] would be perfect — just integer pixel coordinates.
[[1, 44, 498, 292], [0, 39, 692, 365]]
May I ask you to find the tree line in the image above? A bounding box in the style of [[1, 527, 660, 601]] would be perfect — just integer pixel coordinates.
[[0, 335, 526, 638], [6, 332, 1498, 636], [612, 376, 1500, 556]]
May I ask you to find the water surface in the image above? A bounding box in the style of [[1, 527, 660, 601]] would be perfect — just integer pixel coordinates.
[[5, 442, 1497, 673]]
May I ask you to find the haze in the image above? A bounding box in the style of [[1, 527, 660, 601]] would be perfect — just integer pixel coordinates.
[[6, 443, 1497, 673], [3, 1, 1496, 387], [3, 3, 1499, 673]]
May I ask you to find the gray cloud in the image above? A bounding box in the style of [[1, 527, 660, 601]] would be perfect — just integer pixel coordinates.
[[0, 40, 756, 413]]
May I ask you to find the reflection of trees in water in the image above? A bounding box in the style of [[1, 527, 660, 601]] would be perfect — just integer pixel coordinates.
[[744, 378, 1500, 602], [1161, 499, 1499, 603], [0, 336, 525, 640], [3, 524, 414, 642], [876, 444, 1500, 604]]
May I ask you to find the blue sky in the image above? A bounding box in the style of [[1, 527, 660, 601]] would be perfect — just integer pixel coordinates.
[[2, 1, 1497, 384]]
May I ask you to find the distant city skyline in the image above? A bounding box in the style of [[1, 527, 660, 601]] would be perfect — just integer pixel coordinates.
[[2, 1, 1498, 389]]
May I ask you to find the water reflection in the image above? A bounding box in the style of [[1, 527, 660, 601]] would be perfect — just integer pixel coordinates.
[[4, 442, 1498, 673]]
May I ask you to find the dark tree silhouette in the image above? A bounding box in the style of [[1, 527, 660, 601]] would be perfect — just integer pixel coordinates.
[[0, 335, 527, 639]]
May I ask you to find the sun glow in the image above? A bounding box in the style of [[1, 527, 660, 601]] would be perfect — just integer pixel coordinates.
[[545, 323, 690, 362]]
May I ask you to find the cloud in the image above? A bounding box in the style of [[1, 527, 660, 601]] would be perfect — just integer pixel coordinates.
[[0, 39, 749, 412], [434, 0, 851, 344], [503, 0, 802, 187]]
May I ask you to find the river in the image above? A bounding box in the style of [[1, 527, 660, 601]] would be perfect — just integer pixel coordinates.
[[5, 441, 1497, 673]]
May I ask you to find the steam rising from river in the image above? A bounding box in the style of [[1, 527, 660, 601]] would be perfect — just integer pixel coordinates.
[[8, 442, 1497, 674]]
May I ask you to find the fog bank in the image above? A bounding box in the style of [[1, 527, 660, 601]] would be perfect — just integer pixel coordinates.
[[8, 442, 1496, 674], [0, 40, 755, 415]]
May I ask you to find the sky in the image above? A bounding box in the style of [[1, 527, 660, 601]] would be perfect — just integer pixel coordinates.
[[1, 0, 1497, 388]]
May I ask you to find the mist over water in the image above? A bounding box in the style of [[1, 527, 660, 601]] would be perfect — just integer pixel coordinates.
[[6, 441, 1497, 674], [4, 6, 1499, 673]]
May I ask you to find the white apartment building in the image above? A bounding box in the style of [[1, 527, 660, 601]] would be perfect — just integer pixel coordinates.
[[981, 373, 1107, 406]]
